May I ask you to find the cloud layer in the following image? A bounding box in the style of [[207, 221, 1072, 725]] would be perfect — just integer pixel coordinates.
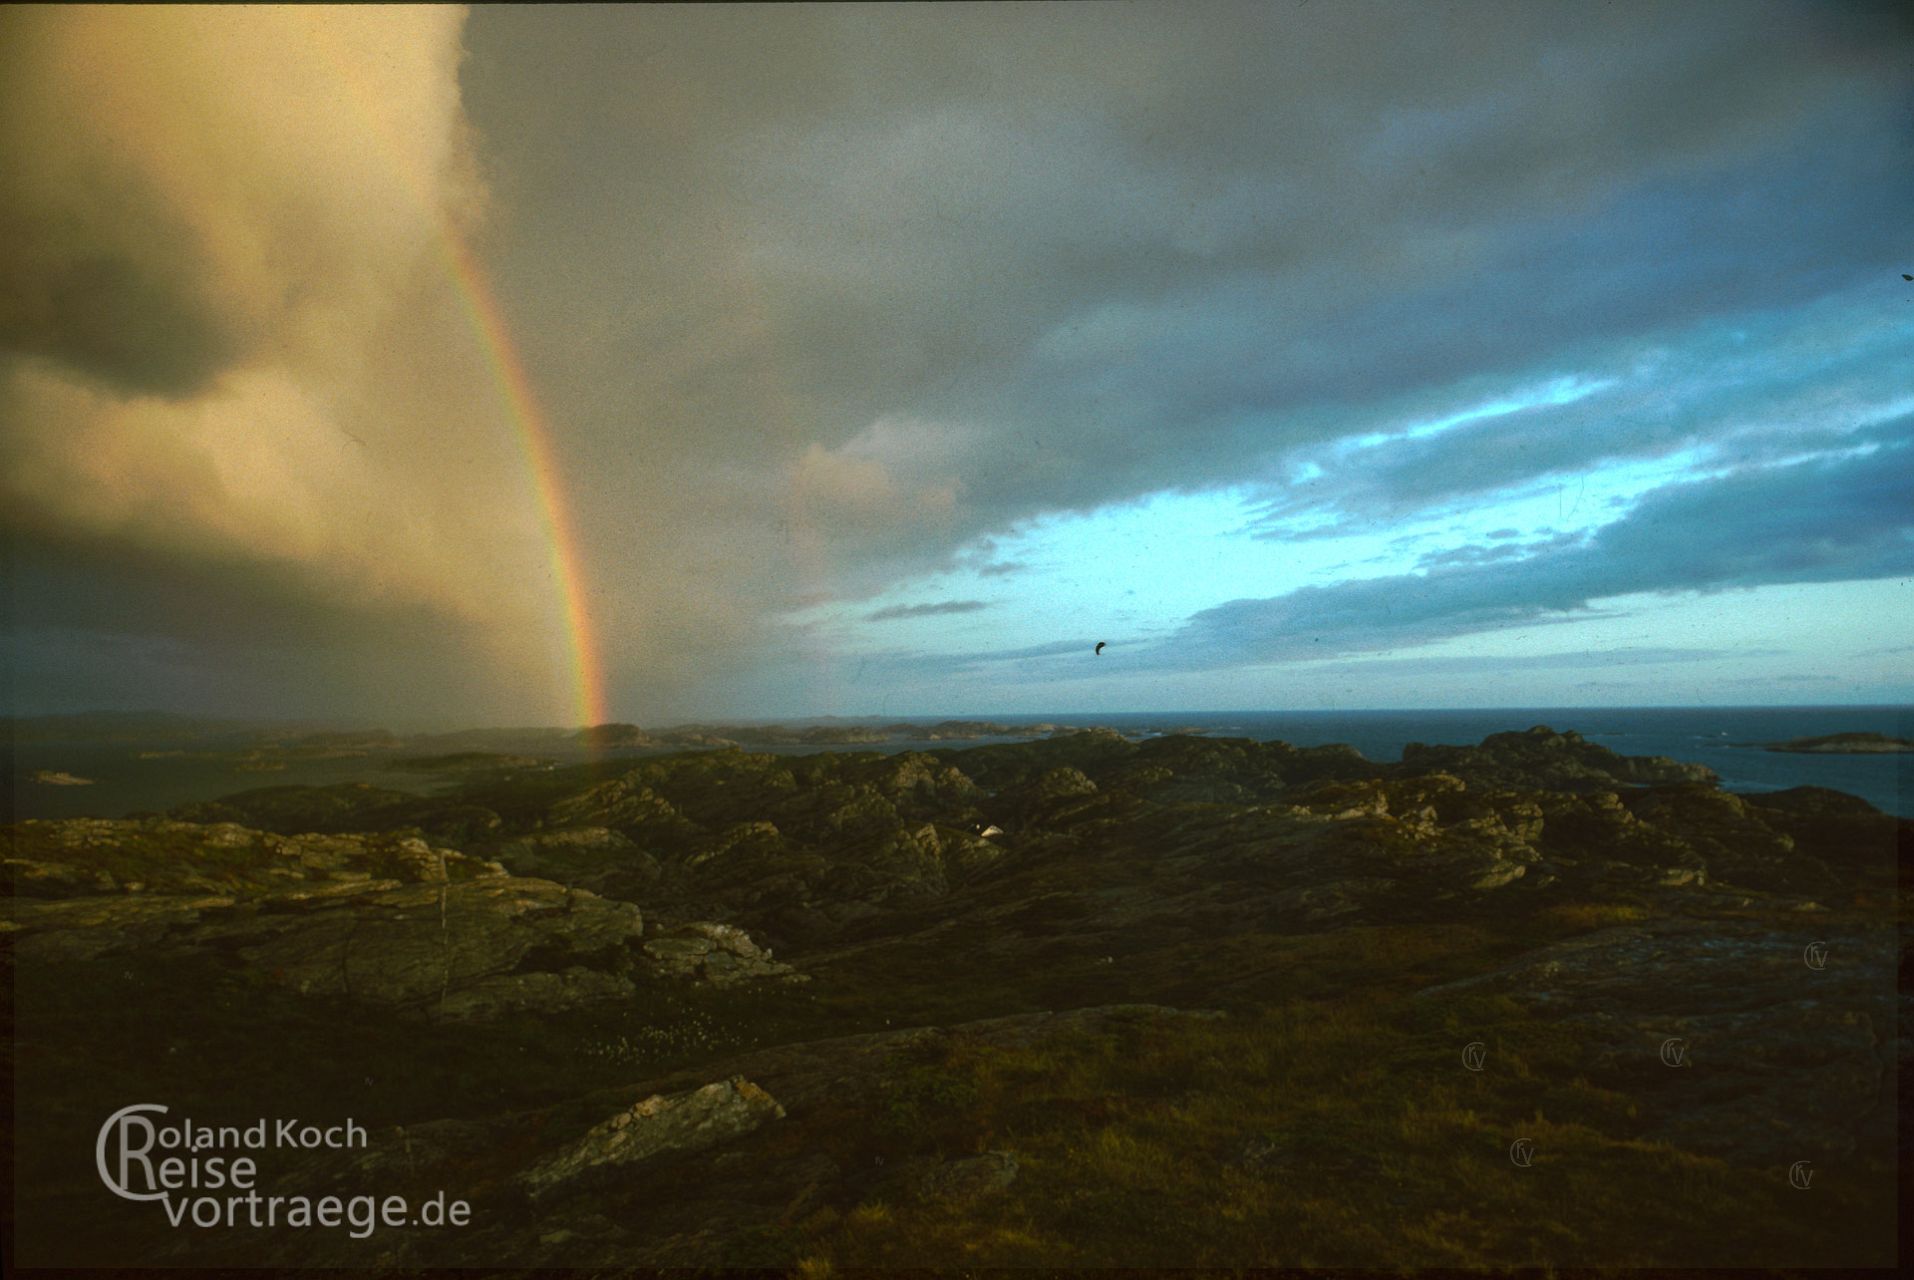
[[2, 7, 576, 721], [1171, 427, 1914, 671], [457, 2, 1909, 714], [6, 3, 1910, 720]]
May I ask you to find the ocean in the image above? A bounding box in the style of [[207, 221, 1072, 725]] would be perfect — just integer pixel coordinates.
[[7, 706, 1909, 821]]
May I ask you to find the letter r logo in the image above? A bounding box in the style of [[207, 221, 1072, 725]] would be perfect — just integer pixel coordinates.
[[97, 1103, 172, 1201]]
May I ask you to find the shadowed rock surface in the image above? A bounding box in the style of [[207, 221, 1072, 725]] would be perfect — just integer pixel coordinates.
[[5, 728, 1903, 1269]]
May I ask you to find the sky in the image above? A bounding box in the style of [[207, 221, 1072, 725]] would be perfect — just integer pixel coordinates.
[[3, 2, 1912, 727]]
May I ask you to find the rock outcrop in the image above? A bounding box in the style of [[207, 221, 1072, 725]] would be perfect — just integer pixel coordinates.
[[1398, 725, 1718, 791], [519, 1076, 786, 1199], [2, 819, 648, 1019], [642, 921, 804, 985]]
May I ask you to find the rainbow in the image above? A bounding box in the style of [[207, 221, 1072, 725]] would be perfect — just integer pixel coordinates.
[[439, 234, 611, 732], [299, 13, 610, 731]]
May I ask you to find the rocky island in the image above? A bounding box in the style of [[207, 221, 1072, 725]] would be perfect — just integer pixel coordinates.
[[1762, 731, 1914, 753], [4, 726, 1901, 1269], [578, 719, 1089, 750], [27, 769, 95, 786]]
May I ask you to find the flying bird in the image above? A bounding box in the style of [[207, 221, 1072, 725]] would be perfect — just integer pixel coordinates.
[[1904, 274, 1912, 281], [1094, 641, 1106, 655]]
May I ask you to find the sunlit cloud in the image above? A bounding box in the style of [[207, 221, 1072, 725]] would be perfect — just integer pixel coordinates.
[[2, 6, 577, 721]]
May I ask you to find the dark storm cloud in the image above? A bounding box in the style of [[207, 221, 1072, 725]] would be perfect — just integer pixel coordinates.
[[11, 3, 1913, 720], [1, 527, 535, 723], [462, 1, 1913, 669], [865, 599, 992, 622], [0, 13, 239, 396], [1165, 430, 1914, 669], [0, 214, 241, 398]]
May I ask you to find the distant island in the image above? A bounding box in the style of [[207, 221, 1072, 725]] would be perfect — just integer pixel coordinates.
[[577, 719, 1090, 749], [1762, 732, 1913, 754], [28, 769, 95, 786]]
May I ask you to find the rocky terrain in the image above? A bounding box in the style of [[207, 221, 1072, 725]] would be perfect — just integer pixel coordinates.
[[3, 726, 1904, 1268]]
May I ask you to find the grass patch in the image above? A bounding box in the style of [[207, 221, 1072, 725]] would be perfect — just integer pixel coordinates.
[[794, 996, 1895, 1269], [1534, 900, 1651, 931]]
